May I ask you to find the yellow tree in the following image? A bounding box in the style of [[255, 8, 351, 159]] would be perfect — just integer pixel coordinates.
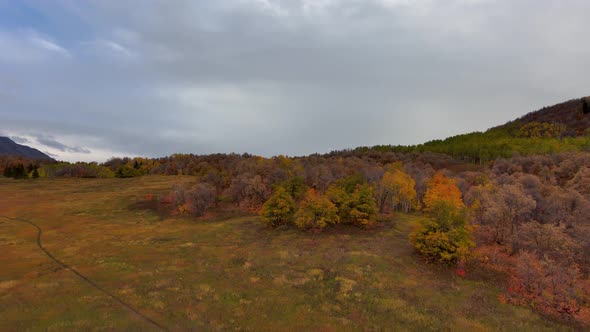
[[423, 172, 464, 211], [294, 189, 339, 230], [260, 187, 296, 227], [378, 164, 418, 213], [411, 171, 473, 265]]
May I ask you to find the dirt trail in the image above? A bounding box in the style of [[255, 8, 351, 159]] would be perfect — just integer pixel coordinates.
[[0, 215, 168, 331]]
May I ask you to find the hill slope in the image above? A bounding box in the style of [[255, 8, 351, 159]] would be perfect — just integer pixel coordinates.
[[508, 96, 590, 136], [0, 137, 53, 160], [358, 96, 590, 163]]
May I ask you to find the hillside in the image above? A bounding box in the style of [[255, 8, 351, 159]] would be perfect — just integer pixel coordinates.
[[0, 137, 53, 160], [509, 97, 590, 136], [359, 97, 590, 163]]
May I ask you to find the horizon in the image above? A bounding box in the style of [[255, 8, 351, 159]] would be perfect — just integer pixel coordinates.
[[1, 94, 586, 164], [2, 1, 590, 162]]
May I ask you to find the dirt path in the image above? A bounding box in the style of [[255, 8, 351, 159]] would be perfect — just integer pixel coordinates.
[[0, 215, 168, 331]]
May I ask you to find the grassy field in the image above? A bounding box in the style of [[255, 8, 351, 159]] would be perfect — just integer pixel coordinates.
[[0, 176, 576, 331]]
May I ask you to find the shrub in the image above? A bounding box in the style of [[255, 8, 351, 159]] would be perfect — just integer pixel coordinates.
[[115, 165, 142, 178], [172, 182, 217, 217], [185, 183, 217, 217]]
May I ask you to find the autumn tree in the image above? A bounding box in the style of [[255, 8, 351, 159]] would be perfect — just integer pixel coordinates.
[[326, 175, 363, 220], [187, 183, 217, 216], [294, 189, 339, 230], [518, 222, 578, 263], [304, 164, 335, 192], [423, 172, 464, 211], [173, 182, 217, 217], [376, 163, 418, 213], [411, 172, 473, 265], [347, 183, 377, 226], [227, 173, 271, 208], [260, 187, 296, 227], [278, 176, 308, 201], [410, 200, 474, 265], [326, 175, 377, 226], [477, 184, 536, 247], [507, 251, 583, 318]]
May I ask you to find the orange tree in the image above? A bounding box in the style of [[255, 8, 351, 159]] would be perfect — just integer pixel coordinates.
[[410, 172, 474, 265], [423, 171, 463, 211]]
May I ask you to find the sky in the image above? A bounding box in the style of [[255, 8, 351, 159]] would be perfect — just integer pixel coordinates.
[[1, 0, 589, 162]]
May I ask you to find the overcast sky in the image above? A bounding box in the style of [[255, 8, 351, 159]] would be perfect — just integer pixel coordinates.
[[1, 0, 589, 162]]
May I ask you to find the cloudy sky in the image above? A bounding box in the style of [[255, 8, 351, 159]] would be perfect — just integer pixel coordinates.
[[1, 0, 589, 162]]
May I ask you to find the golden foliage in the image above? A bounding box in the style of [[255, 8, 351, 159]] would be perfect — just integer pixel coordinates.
[[423, 172, 464, 211]]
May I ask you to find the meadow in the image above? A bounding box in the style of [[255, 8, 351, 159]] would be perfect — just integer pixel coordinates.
[[0, 177, 575, 331]]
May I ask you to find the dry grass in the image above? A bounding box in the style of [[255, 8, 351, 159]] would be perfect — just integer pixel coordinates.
[[0, 176, 575, 331]]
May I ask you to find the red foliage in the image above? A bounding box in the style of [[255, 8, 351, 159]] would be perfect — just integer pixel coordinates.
[[455, 268, 466, 278]]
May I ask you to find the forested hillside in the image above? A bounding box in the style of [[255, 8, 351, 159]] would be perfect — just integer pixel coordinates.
[[359, 97, 590, 163]]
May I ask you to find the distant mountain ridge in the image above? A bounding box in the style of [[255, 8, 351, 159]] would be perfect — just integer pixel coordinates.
[[0, 137, 53, 160]]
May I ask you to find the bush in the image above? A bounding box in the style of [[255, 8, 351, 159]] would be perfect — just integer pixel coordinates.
[[115, 165, 142, 178], [172, 182, 217, 217]]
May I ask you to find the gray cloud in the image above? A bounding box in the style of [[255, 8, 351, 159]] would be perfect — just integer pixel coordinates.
[[34, 135, 91, 154], [10, 136, 30, 144], [1, 0, 589, 161]]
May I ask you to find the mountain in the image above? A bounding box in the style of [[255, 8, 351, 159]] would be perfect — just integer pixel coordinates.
[[0, 137, 53, 160]]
